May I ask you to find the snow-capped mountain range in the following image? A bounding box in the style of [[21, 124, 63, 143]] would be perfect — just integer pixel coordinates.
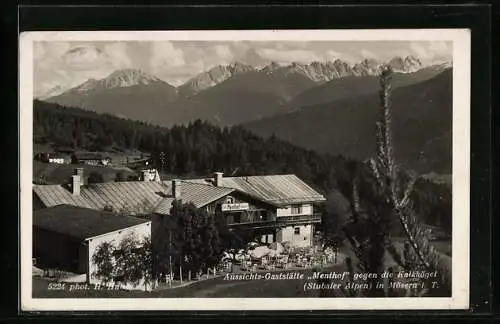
[[40, 55, 447, 99], [40, 54, 452, 129], [177, 55, 428, 96], [177, 62, 255, 97], [68, 69, 167, 95]]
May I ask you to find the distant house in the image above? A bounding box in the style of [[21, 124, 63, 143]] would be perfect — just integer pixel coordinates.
[[48, 153, 71, 164], [138, 168, 161, 182], [72, 153, 112, 166], [33, 205, 151, 286], [125, 156, 153, 169], [34, 152, 70, 164]]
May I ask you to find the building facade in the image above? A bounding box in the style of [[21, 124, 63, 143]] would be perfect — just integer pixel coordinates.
[[34, 152, 71, 164], [33, 205, 151, 288], [71, 153, 111, 166], [153, 172, 325, 249]]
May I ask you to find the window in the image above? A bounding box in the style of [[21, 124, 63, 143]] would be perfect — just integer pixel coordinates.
[[294, 227, 300, 235], [233, 213, 241, 223], [291, 204, 302, 215], [226, 196, 235, 204]]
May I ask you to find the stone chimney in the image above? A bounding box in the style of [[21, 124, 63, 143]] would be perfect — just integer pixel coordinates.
[[172, 179, 181, 199], [71, 175, 81, 196], [75, 167, 85, 185], [75, 167, 84, 178], [141, 170, 150, 182], [214, 172, 223, 187]]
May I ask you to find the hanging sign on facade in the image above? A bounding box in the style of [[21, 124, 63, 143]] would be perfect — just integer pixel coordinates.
[[221, 202, 249, 212]]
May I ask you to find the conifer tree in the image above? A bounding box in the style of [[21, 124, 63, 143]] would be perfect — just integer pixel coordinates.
[[343, 65, 451, 297]]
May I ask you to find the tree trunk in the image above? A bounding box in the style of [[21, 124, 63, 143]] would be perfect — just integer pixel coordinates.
[[180, 261, 183, 284]]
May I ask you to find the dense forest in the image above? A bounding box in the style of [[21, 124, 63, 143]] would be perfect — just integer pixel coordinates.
[[33, 99, 451, 235]]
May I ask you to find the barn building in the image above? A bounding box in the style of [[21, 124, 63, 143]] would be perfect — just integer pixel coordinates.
[[33, 205, 151, 285]]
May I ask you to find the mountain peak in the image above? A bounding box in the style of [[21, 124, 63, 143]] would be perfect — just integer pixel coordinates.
[[229, 61, 250, 68], [87, 69, 166, 89], [38, 84, 66, 100], [227, 62, 255, 74], [262, 61, 281, 70], [178, 63, 255, 97], [103, 69, 162, 87], [57, 69, 168, 96], [388, 55, 423, 73], [405, 55, 421, 63], [352, 59, 382, 76], [361, 58, 381, 66], [73, 78, 100, 92]]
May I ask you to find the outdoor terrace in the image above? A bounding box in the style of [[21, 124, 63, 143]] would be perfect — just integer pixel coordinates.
[[227, 213, 321, 230]]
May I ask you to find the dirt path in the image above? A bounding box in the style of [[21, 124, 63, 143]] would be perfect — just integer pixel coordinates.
[[191, 281, 244, 297]]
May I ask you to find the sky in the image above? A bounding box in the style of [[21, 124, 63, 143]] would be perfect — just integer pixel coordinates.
[[33, 40, 452, 97]]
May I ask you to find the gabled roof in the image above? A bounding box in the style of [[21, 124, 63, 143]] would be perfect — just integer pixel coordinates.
[[48, 153, 70, 159], [34, 205, 150, 240], [33, 181, 169, 215], [33, 174, 325, 216], [153, 181, 235, 215], [186, 174, 326, 206], [34, 180, 235, 216]]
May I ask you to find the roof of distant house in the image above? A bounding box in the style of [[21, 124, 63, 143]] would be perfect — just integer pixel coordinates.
[[153, 181, 235, 215], [48, 153, 70, 159], [33, 204, 150, 240], [186, 174, 326, 206]]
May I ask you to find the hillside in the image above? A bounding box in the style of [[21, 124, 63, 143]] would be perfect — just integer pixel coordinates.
[[164, 69, 316, 127], [46, 69, 178, 124], [33, 100, 452, 234], [33, 161, 136, 185], [177, 62, 255, 97], [33, 100, 349, 192], [45, 67, 316, 128], [287, 63, 451, 111], [243, 69, 453, 174]]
